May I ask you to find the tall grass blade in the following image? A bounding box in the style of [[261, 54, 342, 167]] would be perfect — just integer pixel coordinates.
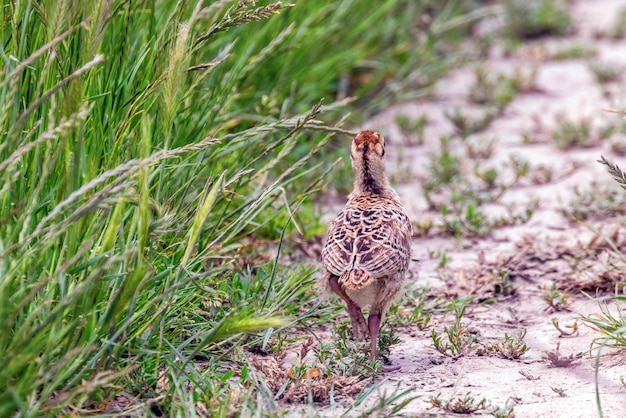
[[182, 172, 225, 267]]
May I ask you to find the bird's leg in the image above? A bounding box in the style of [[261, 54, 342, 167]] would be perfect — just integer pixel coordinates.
[[329, 276, 367, 340], [368, 311, 400, 372], [367, 312, 380, 362]]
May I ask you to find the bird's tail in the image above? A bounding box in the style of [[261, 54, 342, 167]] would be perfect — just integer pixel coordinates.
[[339, 269, 373, 290]]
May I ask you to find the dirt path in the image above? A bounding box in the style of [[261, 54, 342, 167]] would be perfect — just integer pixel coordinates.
[[354, 1, 626, 416]]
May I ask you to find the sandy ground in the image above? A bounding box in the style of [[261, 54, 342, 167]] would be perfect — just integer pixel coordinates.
[[351, 1, 626, 416]]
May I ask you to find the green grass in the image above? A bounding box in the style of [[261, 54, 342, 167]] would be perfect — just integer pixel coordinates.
[[0, 0, 474, 415]]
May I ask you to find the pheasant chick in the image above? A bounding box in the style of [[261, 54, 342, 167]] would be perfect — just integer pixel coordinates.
[[319, 130, 412, 371]]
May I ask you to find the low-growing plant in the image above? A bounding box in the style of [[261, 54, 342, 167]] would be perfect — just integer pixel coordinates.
[[468, 66, 536, 110], [445, 107, 498, 138], [491, 398, 518, 418], [432, 301, 477, 356], [492, 272, 516, 298], [543, 283, 570, 311], [423, 137, 463, 193], [439, 197, 537, 239], [589, 62, 622, 84], [317, 313, 400, 376], [552, 319, 579, 337], [317, 322, 381, 377], [551, 44, 597, 60], [464, 135, 498, 160], [423, 146, 536, 239], [552, 114, 593, 149], [478, 329, 530, 359], [441, 202, 492, 238], [430, 392, 488, 414], [503, 0, 572, 39], [392, 285, 440, 331], [395, 114, 428, 145], [571, 146, 626, 418], [378, 325, 402, 361], [413, 216, 435, 236], [562, 181, 626, 221]]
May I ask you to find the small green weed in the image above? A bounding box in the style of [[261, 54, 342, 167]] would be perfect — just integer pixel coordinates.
[[562, 181, 626, 221], [423, 137, 463, 191], [413, 216, 435, 237], [552, 319, 579, 337], [589, 62, 622, 84], [551, 44, 597, 60], [432, 302, 477, 356], [552, 115, 593, 149], [390, 286, 437, 330], [492, 272, 517, 299], [543, 283, 570, 311], [478, 330, 530, 359], [318, 322, 380, 377], [445, 107, 498, 138], [441, 202, 491, 238], [319, 317, 401, 375], [429, 392, 488, 414], [395, 114, 428, 145], [468, 66, 536, 110], [503, 0, 571, 39], [438, 194, 537, 239], [491, 399, 518, 418], [464, 135, 498, 159], [378, 326, 401, 360]]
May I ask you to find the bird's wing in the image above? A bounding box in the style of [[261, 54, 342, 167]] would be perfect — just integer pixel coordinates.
[[352, 205, 411, 278], [321, 209, 354, 277]]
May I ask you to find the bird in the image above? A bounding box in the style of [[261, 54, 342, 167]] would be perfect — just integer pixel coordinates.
[[319, 130, 412, 371]]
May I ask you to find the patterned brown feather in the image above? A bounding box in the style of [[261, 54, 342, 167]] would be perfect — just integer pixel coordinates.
[[322, 193, 411, 291]]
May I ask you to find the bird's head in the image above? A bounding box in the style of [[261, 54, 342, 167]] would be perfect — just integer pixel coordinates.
[[351, 130, 385, 161]]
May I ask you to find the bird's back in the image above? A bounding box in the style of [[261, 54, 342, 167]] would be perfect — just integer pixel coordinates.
[[322, 192, 411, 290]]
